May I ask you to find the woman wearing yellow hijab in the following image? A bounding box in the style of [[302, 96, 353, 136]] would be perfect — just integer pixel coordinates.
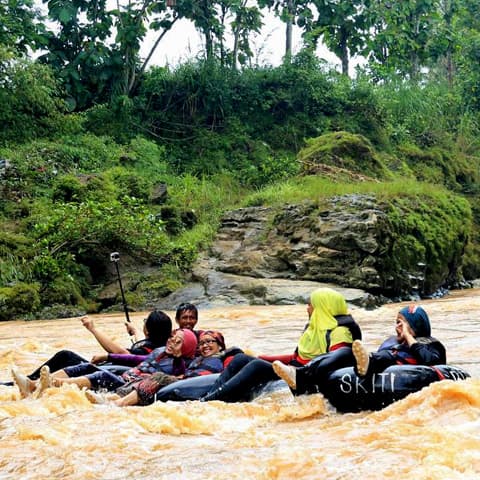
[[201, 288, 361, 402], [273, 288, 361, 394], [297, 288, 355, 361]]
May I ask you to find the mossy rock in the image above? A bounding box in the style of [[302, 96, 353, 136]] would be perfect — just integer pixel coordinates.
[[461, 197, 480, 280], [397, 144, 479, 191], [379, 193, 472, 295], [123, 291, 146, 310], [298, 131, 389, 180], [134, 265, 184, 304], [137, 278, 183, 300]]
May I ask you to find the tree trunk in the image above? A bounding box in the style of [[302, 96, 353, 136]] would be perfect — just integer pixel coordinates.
[[285, 0, 294, 60], [205, 31, 214, 60], [129, 16, 179, 95], [446, 48, 454, 88], [340, 29, 349, 76], [410, 13, 420, 80], [232, 21, 240, 69]]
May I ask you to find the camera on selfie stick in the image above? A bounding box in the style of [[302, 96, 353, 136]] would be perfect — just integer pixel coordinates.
[[110, 251, 131, 325]]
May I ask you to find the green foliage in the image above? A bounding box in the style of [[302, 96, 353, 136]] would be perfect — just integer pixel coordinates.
[[0, 0, 44, 55], [302, 0, 368, 75], [364, 0, 438, 80], [298, 131, 390, 179], [0, 231, 34, 284], [52, 175, 87, 203], [123, 136, 167, 177], [30, 198, 167, 260], [0, 60, 67, 145], [104, 167, 152, 203], [0, 282, 40, 320], [373, 80, 462, 147], [383, 192, 472, 294], [40, 275, 85, 306], [135, 55, 388, 183], [396, 143, 479, 192], [0, 134, 135, 201]]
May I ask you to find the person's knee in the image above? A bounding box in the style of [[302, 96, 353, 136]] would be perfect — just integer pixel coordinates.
[[228, 353, 253, 371], [54, 350, 74, 359]]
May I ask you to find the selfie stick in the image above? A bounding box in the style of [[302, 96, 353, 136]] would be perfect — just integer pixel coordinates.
[[110, 252, 131, 324]]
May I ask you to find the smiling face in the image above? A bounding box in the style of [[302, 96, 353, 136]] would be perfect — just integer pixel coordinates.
[[165, 330, 184, 357], [198, 334, 221, 357], [176, 308, 198, 330]]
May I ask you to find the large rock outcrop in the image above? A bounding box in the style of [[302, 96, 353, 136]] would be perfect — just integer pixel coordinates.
[[159, 193, 470, 308], [208, 196, 385, 290]]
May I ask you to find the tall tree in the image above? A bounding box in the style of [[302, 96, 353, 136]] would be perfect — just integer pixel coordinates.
[[258, 0, 310, 60], [230, 0, 263, 68], [453, 0, 480, 107], [38, 0, 182, 109], [0, 0, 44, 56], [216, 0, 263, 68], [303, 0, 368, 76], [365, 0, 438, 81], [431, 0, 459, 87]]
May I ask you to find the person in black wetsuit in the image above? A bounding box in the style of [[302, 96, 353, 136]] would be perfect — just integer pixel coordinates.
[[200, 288, 361, 402], [352, 304, 446, 377], [2, 310, 172, 387]]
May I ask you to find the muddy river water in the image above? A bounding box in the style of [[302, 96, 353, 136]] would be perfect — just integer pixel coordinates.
[[0, 289, 479, 479]]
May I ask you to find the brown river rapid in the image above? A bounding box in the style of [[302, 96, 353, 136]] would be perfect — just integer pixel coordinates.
[[1, 289, 479, 479]]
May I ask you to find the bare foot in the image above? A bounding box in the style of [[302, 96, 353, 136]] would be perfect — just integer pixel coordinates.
[[352, 340, 370, 376], [85, 390, 106, 404], [11, 367, 36, 398], [85, 390, 120, 405], [33, 366, 51, 399], [272, 361, 297, 390]]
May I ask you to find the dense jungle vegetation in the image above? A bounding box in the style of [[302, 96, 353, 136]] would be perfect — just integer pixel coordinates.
[[1, 0, 480, 320]]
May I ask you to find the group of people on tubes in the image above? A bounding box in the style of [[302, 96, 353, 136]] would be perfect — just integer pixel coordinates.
[[8, 288, 446, 406]]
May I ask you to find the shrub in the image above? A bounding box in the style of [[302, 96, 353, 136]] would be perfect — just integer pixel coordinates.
[[298, 131, 390, 180], [0, 282, 41, 320], [105, 167, 152, 202], [40, 276, 85, 306], [52, 174, 87, 203]]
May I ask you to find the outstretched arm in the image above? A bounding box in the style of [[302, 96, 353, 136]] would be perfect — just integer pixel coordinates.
[[81, 316, 130, 354], [124, 321, 139, 343]]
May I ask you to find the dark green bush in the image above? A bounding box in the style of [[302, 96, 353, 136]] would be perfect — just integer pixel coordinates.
[[52, 175, 87, 203], [40, 276, 85, 306], [0, 282, 41, 320]]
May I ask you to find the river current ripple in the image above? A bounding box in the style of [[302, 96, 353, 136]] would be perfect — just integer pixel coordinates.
[[0, 289, 479, 479]]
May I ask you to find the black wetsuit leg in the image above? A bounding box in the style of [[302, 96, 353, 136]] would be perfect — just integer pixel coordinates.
[[203, 354, 277, 402], [295, 347, 355, 395], [210, 353, 254, 388], [0, 349, 88, 386], [28, 350, 88, 379], [364, 349, 397, 375]]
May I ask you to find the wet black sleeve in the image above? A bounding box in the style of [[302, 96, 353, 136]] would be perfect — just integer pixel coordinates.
[[410, 339, 447, 365]]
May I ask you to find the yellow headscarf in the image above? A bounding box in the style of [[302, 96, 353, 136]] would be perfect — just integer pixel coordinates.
[[297, 288, 350, 360]]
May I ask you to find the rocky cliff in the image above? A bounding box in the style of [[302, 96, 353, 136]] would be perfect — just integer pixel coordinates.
[[160, 193, 469, 309]]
